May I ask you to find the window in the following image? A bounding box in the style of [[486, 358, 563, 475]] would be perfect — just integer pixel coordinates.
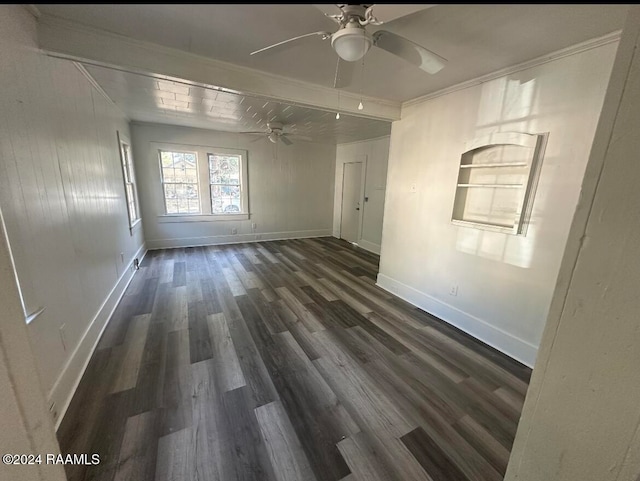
[[159, 150, 200, 214], [209, 153, 244, 214], [118, 132, 141, 229], [154, 143, 249, 221]]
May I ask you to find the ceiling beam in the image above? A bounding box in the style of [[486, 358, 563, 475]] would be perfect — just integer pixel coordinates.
[[37, 15, 401, 121]]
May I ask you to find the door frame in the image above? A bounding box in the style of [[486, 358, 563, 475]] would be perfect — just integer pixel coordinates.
[[338, 157, 367, 243]]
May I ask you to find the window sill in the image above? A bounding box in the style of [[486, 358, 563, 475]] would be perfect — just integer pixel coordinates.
[[157, 213, 250, 223]]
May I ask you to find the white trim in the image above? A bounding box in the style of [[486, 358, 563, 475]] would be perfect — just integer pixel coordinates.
[[158, 213, 249, 223], [376, 273, 537, 367], [146, 229, 332, 250], [403, 30, 622, 109], [337, 134, 391, 147], [24, 307, 45, 325], [73, 62, 115, 105], [130, 218, 142, 230], [51, 244, 147, 431], [354, 239, 381, 255]]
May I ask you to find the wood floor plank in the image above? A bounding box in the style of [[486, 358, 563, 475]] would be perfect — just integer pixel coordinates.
[[255, 400, 318, 481], [160, 329, 192, 436], [135, 277, 160, 316], [221, 386, 278, 481], [172, 261, 186, 287], [167, 285, 188, 332], [59, 238, 531, 481], [111, 314, 151, 394], [208, 312, 246, 392], [191, 359, 228, 481], [401, 426, 470, 481], [453, 415, 511, 475], [275, 286, 325, 333], [115, 411, 158, 481], [131, 319, 168, 416], [188, 300, 213, 364], [337, 431, 400, 481], [155, 428, 193, 481]]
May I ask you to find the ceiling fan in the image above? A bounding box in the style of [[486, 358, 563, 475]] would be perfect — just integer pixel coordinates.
[[239, 121, 311, 145], [250, 4, 446, 88]]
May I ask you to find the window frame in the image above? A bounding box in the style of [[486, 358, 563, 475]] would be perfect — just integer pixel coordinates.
[[117, 131, 141, 231], [152, 142, 249, 222], [158, 148, 202, 215]]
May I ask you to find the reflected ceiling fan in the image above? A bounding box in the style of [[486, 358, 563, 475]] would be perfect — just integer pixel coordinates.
[[250, 4, 446, 88], [239, 121, 311, 145]]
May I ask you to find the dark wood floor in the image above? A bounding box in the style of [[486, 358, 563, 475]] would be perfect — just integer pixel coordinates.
[[58, 237, 531, 481]]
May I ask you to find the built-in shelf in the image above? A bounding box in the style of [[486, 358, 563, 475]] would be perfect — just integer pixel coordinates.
[[459, 162, 528, 169], [457, 183, 523, 188], [452, 131, 547, 235]]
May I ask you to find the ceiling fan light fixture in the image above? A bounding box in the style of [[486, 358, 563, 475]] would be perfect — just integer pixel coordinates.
[[268, 132, 278, 143], [331, 25, 372, 62]]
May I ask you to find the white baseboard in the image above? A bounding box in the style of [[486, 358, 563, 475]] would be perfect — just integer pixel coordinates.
[[146, 229, 332, 250], [354, 239, 381, 255], [376, 273, 537, 367], [50, 244, 147, 430]]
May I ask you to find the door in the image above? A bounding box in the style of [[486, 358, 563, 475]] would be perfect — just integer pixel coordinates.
[[340, 162, 363, 243]]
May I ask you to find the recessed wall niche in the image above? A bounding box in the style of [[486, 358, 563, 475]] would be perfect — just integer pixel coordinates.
[[452, 131, 547, 235]]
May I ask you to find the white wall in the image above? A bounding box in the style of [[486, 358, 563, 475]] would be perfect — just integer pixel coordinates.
[[506, 7, 640, 479], [0, 205, 66, 481], [131, 122, 336, 249], [0, 5, 145, 427], [378, 40, 619, 366], [333, 136, 390, 254]]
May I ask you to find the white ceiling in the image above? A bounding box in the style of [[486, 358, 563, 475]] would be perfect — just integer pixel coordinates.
[[83, 63, 392, 144], [37, 4, 629, 102]]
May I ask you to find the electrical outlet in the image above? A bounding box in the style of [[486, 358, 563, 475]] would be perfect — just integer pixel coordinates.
[[449, 285, 458, 296], [255, 234, 262, 240], [231, 228, 238, 235], [120, 252, 125, 263], [251, 223, 257, 230]]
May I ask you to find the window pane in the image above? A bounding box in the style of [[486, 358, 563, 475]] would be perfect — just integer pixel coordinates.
[[161, 151, 174, 167], [209, 154, 240, 185], [126, 184, 136, 218], [160, 150, 200, 214], [162, 166, 177, 183], [166, 199, 179, 214]]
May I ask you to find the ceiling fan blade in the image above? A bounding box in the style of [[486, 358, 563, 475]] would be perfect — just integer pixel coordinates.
[[333, 57, 355, 89], [249, 136, 265, 143], [367, 4, 436, 24], [372, 30, 447, 74], [279, 135, 294, 146], [237, 131, 265, 135], [312, 4, 343, 20], [250, 31, 331, 56]]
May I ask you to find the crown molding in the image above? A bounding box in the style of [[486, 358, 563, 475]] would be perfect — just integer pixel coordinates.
[[403, 30, 622, 110], [36, 15, 401, 121]]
